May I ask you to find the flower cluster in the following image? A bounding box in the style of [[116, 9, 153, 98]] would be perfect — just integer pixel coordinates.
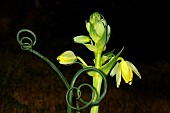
[[57, 12, 141, 88], [73, 12, 111, 53]]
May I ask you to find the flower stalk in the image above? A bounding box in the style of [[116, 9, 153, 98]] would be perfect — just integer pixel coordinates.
[[90, 50, 102, 113]]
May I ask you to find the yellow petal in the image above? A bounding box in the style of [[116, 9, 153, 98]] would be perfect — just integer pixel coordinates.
[[120, 60, 130, 83], [128, 68, 133, 85]]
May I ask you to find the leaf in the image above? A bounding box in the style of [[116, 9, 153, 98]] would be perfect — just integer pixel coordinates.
[[101, 50, 115, 65], [101, 47, 124, 75], [103, 49, 115, 56]]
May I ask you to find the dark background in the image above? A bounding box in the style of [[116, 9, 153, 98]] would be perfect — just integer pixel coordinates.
[[0, 0, 170, 113], [0, 0, 169, 62]]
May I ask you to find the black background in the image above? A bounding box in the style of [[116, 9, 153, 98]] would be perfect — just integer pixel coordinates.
[[0, 1, 170, 112], [0, 0, 169, 63]]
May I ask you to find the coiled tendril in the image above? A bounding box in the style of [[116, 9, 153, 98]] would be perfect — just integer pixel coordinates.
[[17, 29, 37, 50], [16, 29, 108, 113], [66, 67, 107, 111]]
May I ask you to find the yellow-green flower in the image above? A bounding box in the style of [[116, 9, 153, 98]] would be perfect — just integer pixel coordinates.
[[110, 57, 141, 88], [85, 12, 111, 51], [57, 50, 77, 65]]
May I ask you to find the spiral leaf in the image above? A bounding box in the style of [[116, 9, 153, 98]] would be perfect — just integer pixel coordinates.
[[66, 83, 97, 110], [16, 29, 37, 50], [16, 29, 108, 113], [66, 67, 108, 111]]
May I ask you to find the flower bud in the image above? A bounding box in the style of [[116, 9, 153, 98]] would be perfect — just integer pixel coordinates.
[[57, 51, 77, 65], [89, 12, 101, 25], [73, 35, 91, 44]]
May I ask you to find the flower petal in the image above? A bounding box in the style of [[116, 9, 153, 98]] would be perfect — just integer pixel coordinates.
[[120, 60, 130, 83], [128, 68, 133, 85], [110, 62, 120, 77], [116, 64, 121, 88], [126, 61, 141, 79]]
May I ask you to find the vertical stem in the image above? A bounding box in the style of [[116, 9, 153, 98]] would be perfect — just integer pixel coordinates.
[[91, 76, 102, 113], [90, 51, 102, 113]]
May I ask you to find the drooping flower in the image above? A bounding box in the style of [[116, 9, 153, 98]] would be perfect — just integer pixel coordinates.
[[110, 57, 141, 88]]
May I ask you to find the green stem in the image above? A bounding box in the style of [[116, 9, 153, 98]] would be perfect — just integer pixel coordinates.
[[77, 56, 88, 66], [91, 76, 102, 113], [94, 51, 102, 69], [90, 51, 102, 113]]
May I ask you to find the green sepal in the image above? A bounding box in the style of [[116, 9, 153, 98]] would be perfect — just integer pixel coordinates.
[[94, 21, 105, 38], [101, 47, 124, 75], [86, 22, 100, 43], [96, 27, 107, 51], [86, 21, 90, 33], [106, 25, 111, 43], [89, 12, 101, 25]]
